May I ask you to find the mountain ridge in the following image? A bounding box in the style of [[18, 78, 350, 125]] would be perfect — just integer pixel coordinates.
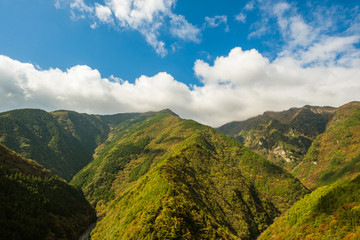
[[293, 101, 360, 189], [0, 108, 140, 180], [71, 110, 307, 239], [1, 103, 359, 239], [218, 105, 337, 170]]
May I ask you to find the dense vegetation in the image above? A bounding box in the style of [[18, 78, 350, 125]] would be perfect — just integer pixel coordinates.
[[218, 105, 335, 170], [293, 102, 360, 189], [0, 144, 96, 240], [259, 174, 360, 239], [2, 102, 359, 239], [71, 110, 307, 239], [0, 109, 137, 180]]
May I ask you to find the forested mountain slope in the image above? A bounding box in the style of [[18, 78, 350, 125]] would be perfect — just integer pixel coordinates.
[[1, 103, 359, 239], [259, 174, 360, 240], [0, 144, 96, 240], [72, 110, 308, 239], [0, 109, 137, 180], [218, 105, 335, 170], [293, 101, 360, 189]]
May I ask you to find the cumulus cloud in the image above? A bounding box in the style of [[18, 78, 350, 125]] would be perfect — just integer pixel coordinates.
[[0, 55, 189, 114], [194, 48, 269, 85], [204, 15, 229, 32], [66, 0, 200, 56], [4, 0, 359, 126], [194, 47, 360, 115], [1, 47, 360, 127]]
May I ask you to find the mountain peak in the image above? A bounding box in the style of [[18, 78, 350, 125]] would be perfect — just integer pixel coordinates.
[[158, 108, 179, 117]]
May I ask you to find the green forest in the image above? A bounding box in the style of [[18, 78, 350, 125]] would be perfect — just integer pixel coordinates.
[[0, 144, 96, 240], [0, 101, 359, 239]]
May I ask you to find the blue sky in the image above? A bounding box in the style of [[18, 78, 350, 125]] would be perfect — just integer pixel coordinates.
[[0, 0, 360, 126], [0, 0, 264, 84]]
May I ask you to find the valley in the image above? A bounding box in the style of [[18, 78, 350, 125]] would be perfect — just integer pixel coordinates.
[[0, 102, 359, 239]]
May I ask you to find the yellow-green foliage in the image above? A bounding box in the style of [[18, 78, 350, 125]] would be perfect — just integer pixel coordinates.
[[293, 102, 360, 189], [259, 175, 360, 240], [72, 110, 308, 239]]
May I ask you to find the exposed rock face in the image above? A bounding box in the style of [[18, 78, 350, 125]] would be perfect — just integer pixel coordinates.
[[218, 105, 336, 170]]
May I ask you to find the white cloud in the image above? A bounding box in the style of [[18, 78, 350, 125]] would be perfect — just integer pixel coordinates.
[[1, 48, 360, 127], [204, 15, 229, 32], [244, 1, 255, 11], [95, 3, 113, 24], [8, 0, 360, 126], [143, 31, 168, 57], [170, 14, 201, 42], [194, 48, 269, 85], [70, 0, 93, 13], [66, 0, 200, 56], [107, 0, 173, 28], [247, 20, 268, 39], [193, 47, 360, 123], [55, 0, 62, 9], [290, 35, 360, 67], [235, 0, 255, 23], [235, 13, 246, 23], [271, 2, 316, 49], [246, 0, 360, 67], [0, 55, 189, 114]]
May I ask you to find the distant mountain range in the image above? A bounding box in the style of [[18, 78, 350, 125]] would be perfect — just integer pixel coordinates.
[[218, 101, 360, 190], [0, 108, 135, 180], [0, 101, 359, 239], [218, 105, 336, 170]]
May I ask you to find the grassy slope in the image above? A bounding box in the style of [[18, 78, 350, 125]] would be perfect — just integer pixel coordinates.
[[259, 174, 360, 240], [218, 106, 335, 171], [293, 102, 360, 189], [0, 144, 96, 240], [72, 110, 308, 239]]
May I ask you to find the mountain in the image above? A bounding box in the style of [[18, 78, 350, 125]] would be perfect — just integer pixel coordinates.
[[0, 109, 137, 180], [218, 105, 335, 170], [1, 103, 359, 239], [0, 144, 96, 240], [71, 110, 308, 239], [293, 101, 360, 189], [258, 174, 360, 239]]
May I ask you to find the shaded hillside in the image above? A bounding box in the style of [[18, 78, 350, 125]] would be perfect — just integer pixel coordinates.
[[51, 110, 109, 153], [0, 109, 137, 180], [72, 110, 307, 239], [293, 102, 360, 189], [218, 105, 335, 170], [0, 144, 96, 240], [259, 174, 360, 240]]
